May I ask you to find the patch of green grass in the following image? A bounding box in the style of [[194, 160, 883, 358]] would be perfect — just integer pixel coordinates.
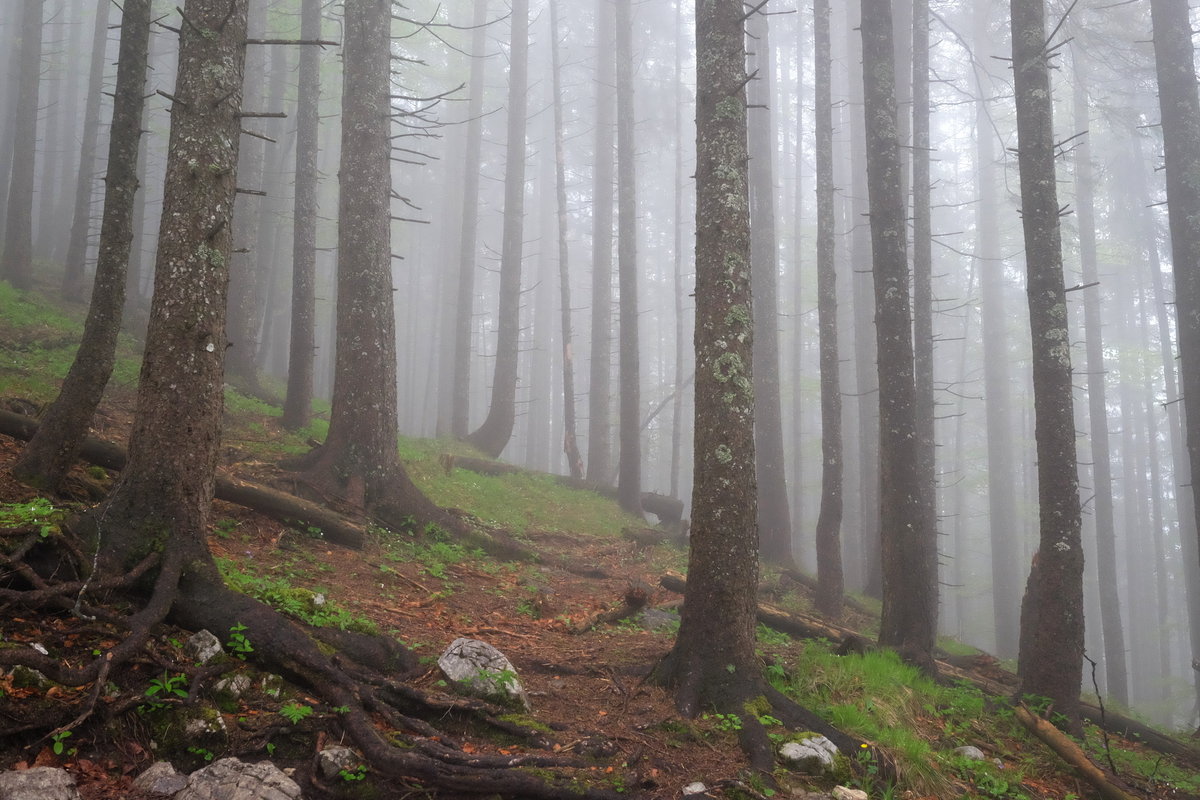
[[216, 557, 378, 634], [1082, 726, 1200, 794]]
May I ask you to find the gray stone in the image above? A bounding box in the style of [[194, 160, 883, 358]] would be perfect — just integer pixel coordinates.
[[780, 735, 840, 776], [437, 637, 530, 710], [953, 745, 986, 761], [0, 766, 81, 800], [316, 746, 361, 780], [832, 787, 868, 800], [8, 665, 52, 690], [187, 630, 224, 664], [174, 758, 301, 800], [682, 781, 709, 796], [638, 608, 680, 632], [185, 709, 228, 737], [134, 762, 188, 796]]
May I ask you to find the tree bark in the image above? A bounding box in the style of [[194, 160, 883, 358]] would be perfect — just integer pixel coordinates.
[[467, 0, 530, 459], [860, 0, 937, 669], [1011, 0, 1084, 731], [61, 0, 111, 303], [12, 0, 151, 491], [281, 0, 323, 431], [0, 0, 43, 290]]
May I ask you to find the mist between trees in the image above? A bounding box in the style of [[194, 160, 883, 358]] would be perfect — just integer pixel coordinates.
[[4, 0, 1200, 734]]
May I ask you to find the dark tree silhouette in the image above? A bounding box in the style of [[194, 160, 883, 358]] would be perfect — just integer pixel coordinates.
[[468, 0, 530, 458], [1011, 0, 1084, 731], [13, 0, 151, 489], [281, 0, 323, 431], [0, 0, 43, 290], [860, 0, 937, 670], [814, 0, 844, 618]]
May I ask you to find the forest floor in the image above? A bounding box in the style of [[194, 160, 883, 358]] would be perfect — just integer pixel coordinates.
[[2, 287, 1200, 799]]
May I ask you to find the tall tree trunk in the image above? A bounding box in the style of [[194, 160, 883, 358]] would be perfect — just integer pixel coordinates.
[[747, 9, 791, 562], [861, 0, 937, 669], [467, 0, 530, 459], [12, 0, 151, 489], [614, 0, 642, 516], [0, 0, 44, 290], [61, 0, 112, 302], [281, 0, 323, 431], [1011, 0, 1084, 731], [587, 0, 616, 482], [669, 0, 686, 499], [813, 0, 843, 617], [91, 0, 248, 575], [448, 0, 488, 440], [1072, 60, 1128, 707], [549, 0, 584, 479]]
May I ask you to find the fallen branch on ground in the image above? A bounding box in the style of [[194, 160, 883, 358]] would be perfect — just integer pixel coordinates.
[[1014, 704, 1138, 800]]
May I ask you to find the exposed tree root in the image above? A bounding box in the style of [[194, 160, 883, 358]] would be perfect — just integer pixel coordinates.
[[0, 529, 623, 798]]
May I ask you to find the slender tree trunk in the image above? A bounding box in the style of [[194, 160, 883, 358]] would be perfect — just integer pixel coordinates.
[[1012, 0, 1084, 731], [449, 0, 488, 439], [587, 0, 616, 482], [60, 0, 112, 301], [614, 0, 642, 516], [669, 0, 686, 499], [549, 0, 584, 479], [1072, 61, 1128, 707], [281, 0, 323, 431], [12, 0, 151, 489], [861, 0, 937, 669], [747, 9, 791, 562], [467, 0, 530, 459], [813, 0, 843, 617], [1, 0, 44, 290]]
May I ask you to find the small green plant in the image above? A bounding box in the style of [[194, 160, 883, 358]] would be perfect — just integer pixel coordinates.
[[0, 498, 59, 538], [702, 711, 743, 733], [279, 702, 313, 725], [265, 742, 276, 756], [144, 671, 189, 705], [339, 765, 368, 782], [50, 730, 72, 756], [515, 597, 539, 619], [214, 517, 239, 539], [187, 745, 215, 763], [226, 622, 254, 659]]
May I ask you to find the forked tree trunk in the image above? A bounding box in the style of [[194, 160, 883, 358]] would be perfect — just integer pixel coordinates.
[[614, 0, 642, 516], [813, 0, 844, 618], [1011, 0, 1084, 731], [860, 0, 937, 668], [0, 0, 43, 290], [467, 0, 530, 459], [281, 0, 323, 431], [13, 0, 151, 490]]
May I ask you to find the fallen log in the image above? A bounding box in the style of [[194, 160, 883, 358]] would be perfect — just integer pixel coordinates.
[[1014, 705, 1138, 800], [658, 571, 862, 645], [0, 408, 366, 549], [448, 454, 684, 524], [1080, 702, 1200, 768]]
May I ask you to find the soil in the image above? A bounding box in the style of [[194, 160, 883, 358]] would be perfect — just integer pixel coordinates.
[[0, 400, 1194, 800]]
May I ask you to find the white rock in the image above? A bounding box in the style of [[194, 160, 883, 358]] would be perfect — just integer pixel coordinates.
[[780, 735, 840, 776], [30, 642, 49, 655], [437, 637, 531, 710], [133, 762, 188, 796], [682, 781, 709, 795], [0, 767, 81, 800], [187, 630, 224, 664], [214, 674, 252, 699], [185, 711, 227, 737], [832, 787, 868, 800], [174, 757, 301, 800], [953, 745, 986, 761]]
